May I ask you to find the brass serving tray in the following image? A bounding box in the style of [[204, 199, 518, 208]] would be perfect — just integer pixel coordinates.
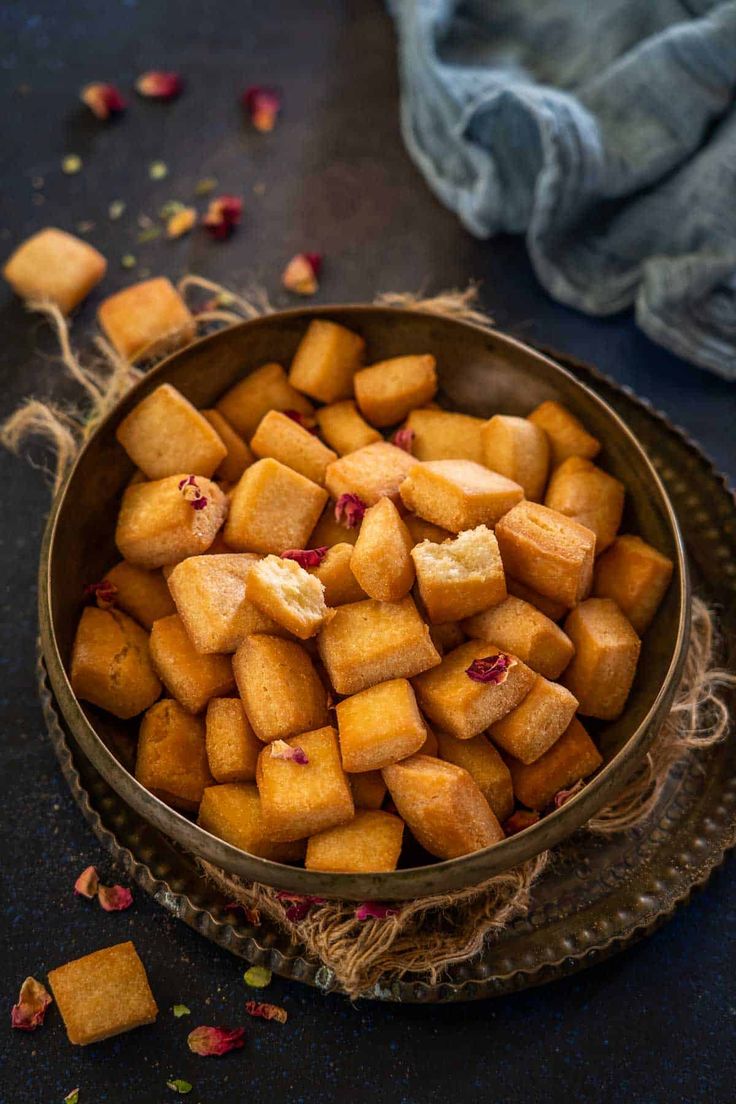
[[38, 346, 736, 1002]]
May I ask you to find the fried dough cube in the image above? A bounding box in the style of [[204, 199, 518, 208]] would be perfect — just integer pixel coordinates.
[[382, 755, 503, 858], [98, 277, 195, 361], [202, 409, 254, 482], [135, 698, 213, 809], [349, 770, 387, 810], [506, 576, 569, 621], [593, 534, 674, 634], [412, 525, 506, 623], [325, 441, 415, 507], [412, 640, 535, 740], [251, 409, 337, 486], [205, 698, 261, 783], [462, 596, 574, 680], [528, 400, 600, 466], [310, 543, 366, 605], [115, 384, 227, 480], [198, 783, 304, 862], [318, 597, 440, 695], [3, 227, 106, 314], [225, 458, 327, 555], [102, 561, 175, 629], [403, 514, 453, 545], [488, 674, 578, 764], [309, 502, 360, 548], [481, 414, 550, 501], [545, 457, 624, 553], [495, 500, 595, 607], [233, 635, 329, 743], [306, 809, 404, 872], [507, 717, 603, 810], [350, 497, 415, 602], [436, 731, 514, 822], [399, 460, 523, 532], [115, 475, 228, 569], [429, 621, 466, 656], [216, 362, 314, 440], [288, 319, 365, 402], [257, 726, 354, 842], [404, 408, 485, 464], [315, 400, 381, 455], [149, 615, 234, 713], [354, 355, 437, 427], [247, 554, 330, 639], [561, 598, 641, 720], [71, 606, 161, 719], [336, 678, 427, 772], [48, 942, 157, 1046]]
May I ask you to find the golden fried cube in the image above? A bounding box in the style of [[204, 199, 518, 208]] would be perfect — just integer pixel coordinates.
[[115, 475, 227, 569], [102, 561, 175, 629], [336, 677, 427, 772], [545, 457, 624, 553], [71, 607, 161, 719], [198, 783, 304, 862], [3, 227, 106, 314], [412, 525, 506, 623], [349, 770, 387, 810], [507, 717, 603, 809], [495, 500, 595, 607], [403, 514, 453, 544], [318, 596, 440, 695], [247, 554, 330, 639], [289, 319, 365, 402], [462, 596, 574, 680], [135, 698, 213, 809], [48, 942, 157, 1046], [488, 673, 578, 764], [528, 400, 600, 466], [481, 414, 550, 501], [310, 543, 366, 605], [382, 755, 503, 859], [233, 635, 329, 743], [354, 355, 437, 427], [216, 362, 314, 440], [315, 400, 381, 455], [350, 497, 415, 602], [413, 640, 535, 740], [593, 534, 674, 634], [309, 503, 360, 547], [561, 598, 641, 719], [436, 731, 514, 822], [202, 409, 255, 482], [325, 441, 415, 507], [257, 726, 354, 842], [404, 408, 485, 463], [429, 621, 466, 655], [505, 576, 569, 622], [98, 277, 195, 361], [115, 384, 227, 480], [205, 698, 261, 782], [306, 809, 404, 872], [225, 458, 327, 555], [251, 409, 337, 485], [399, 460, 523, 532], [149, 615, 234, 713]]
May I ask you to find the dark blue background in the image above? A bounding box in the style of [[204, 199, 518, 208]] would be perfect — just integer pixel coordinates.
[[1, 3, 734, 1102]]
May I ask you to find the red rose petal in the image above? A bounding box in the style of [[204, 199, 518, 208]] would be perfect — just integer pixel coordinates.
[[274, 891, 326, 922], [203, 195, 243, 240], [83, 580, 118, 610], [553, 779, 586, 808], [465, 654, 514, 684], [135, 71, 184, 100], [334, 493, 366, 529], [503, 810, 540, 835], [281, 547, 328, 569], [80, 82, 126, 120], [11, 977, 52, 1031], [97, 884, 133, 911], [282, 409, 318, 434], [270, 740, 309, 765], [282, 252, 322, 296], [187, 1025, 246, 1056], [74, 865, 99, 899], [245, 1000, 287, 1024], [355, 902, 398, 921], [391, 427, 415, 454], [242, 86, 281, 132], [178, 474, 208, 510]]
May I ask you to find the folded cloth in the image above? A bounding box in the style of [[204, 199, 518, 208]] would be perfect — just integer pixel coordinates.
[[388, 0, 736, 378]]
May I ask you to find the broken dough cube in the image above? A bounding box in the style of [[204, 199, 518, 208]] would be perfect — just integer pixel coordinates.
[[98, 277, 195, 361], [316, 400, 381, 455], [205, 698, 262, 783], [115, 474, 227, 569], [354, 354, 437, 427], [198, 782, 305, 862], [288, 319, 366, 402], [436, 730, 514, 823], [545, 456, 624, 553], [350, 497, 415, 602], [488, 673, 579, 765], [462, 595, 574, 680], [149, 614, 235, 714], [399, 460, 523, 532], [411, 525, 506, 623], [481, 414, 550, 502], [495, 500, 595, 607], [250, 409, 337, 485], [246, 554, 331, 639], [561, 598, 641, 720], [102, 561, 175, 630], [115, 384, 227, 480], [349, 770, 387, 810], [336, 677, 427, 772], [306, 809, 404, 873], [216, 362, 314, 440], [3, 227, 106, 314], [528, 400, 600, 466], [404, 408, 485, 464], [71, 607, 161, 719], [507, 717, 603, 810], [135, 698, 213, 810], [202, 409, 255, 482], [593, 534, 674, 635], [225, 458, 327, 555], [325, 441, 416, 507], [309, 543, 366, 606], [233, 634, 329, 743]]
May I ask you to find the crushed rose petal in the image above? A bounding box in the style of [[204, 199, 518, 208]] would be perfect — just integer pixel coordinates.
[[135, 71, 184, 101], [245, 1000, 287, 1024], [80, 82, 126, 120], [203, 195, 243, 240], [355, 902, 399, 921], [242, 86, 281, 132], [553, 779, 586, 808], [187, 1025, 245, 1056], [11, 977, 52, 1031], [274, 892, 326, 923], [270, 740, 309, 765], [503, 809, 540, 836], [281, 252, 322, 296], [281, 547, 328, 569], [225, 901, 261, 925], [167, 1080, 192, 1095], [178, 474, 208, 511], [167, 206, 197, 239], [334, 493, 366, 529], [243, 965, 272, 988], [465, 653, 515, 684], [74, 865, 99, 898], [97, 884, 133, 911], [83, 579, 118, 610], [282, 409, 318, 434], [391, 427, 415, 453]]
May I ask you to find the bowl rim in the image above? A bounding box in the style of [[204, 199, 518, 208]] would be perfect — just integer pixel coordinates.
[[39, 304, 692, 900]]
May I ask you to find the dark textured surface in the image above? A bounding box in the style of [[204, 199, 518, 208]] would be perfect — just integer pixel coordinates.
[[0, 2, 734, 1102]]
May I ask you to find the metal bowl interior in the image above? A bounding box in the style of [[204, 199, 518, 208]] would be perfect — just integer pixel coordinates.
[[39, 306, 690, 900]]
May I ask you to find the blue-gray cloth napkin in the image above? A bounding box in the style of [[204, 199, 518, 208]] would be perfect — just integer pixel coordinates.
[[389, 0, 736, 378]]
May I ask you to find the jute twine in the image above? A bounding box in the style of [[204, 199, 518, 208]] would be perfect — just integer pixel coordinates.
[[3, 282, 734, 999]]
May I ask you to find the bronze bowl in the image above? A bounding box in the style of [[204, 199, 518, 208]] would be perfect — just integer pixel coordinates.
[[38, 306, 691, 901]]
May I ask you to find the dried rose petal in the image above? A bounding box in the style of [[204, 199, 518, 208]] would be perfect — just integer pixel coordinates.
[[11, 977, 52, 1031], [242, 86, 281, 132], [203, 195, 243, 240], [74, 865, 99, 898], [187, 1025, 246, 1056], [225, 901, 261, 925], [270, 740, 309, 765], [282, 409, 318, 434], [281, 547, 328, 569], [503, 809, 540, 836], [465, 654, 515, 684], [391, 427, 415, 454], [553, 779, 586, 808], [274, 891, 326, 923], [355, 902, 398, 921], [135, 71, 184, 101], [334, 493, 366, 529], [97, 884, 133, 911], [167, 206, 197, 239], [178, 474, 209, 511], [83, 579, 118, 610], [245, 1000, 287, 1024], [80, 82, 126, 120], [282, 252, 322, 296]]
